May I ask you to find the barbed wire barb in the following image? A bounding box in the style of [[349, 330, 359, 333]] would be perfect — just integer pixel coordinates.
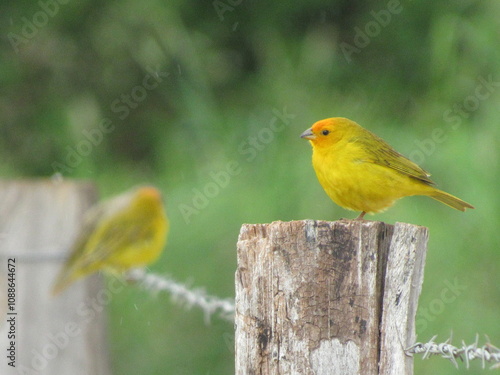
[[406, 334, 500, 370], [125, 268, 235, 324]]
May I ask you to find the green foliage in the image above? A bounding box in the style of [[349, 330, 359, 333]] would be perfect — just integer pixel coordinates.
[[1, 0, 499, 373]]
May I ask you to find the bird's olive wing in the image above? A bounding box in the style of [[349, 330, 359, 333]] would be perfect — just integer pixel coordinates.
[[76, 216, 151, 270], [352, 134, 434, 185], [62, 202, 108, 272]]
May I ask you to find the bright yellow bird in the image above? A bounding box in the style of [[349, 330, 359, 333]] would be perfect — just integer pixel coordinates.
[[301, 118, 474, 220], [52, 186, 169, 295]]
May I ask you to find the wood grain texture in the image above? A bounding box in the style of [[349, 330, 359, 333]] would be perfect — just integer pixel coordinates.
[[379, 222, 428, 375], [235, 219, 428, 375], [0, 180, 112, 375]]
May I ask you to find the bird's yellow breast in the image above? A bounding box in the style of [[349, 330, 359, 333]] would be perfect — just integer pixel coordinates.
[[311, 139, 430, 213]]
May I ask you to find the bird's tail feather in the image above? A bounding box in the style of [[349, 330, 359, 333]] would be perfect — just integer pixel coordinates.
[[429, 189, 474, 211]]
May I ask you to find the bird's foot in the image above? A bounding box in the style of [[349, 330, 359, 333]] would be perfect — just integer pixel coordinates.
[[354, 211, 367, 220]]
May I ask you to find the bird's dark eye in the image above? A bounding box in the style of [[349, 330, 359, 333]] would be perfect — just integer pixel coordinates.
[[322, 130, 330, 136]]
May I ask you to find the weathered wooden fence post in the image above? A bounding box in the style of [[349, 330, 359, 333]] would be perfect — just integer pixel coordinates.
[[235, 219, 428, 375], [0, 180, 112, 375]]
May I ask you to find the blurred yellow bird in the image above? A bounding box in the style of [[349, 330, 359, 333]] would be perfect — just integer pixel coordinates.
[[52, 186, 169, 295], [301, 118, 474, 219]]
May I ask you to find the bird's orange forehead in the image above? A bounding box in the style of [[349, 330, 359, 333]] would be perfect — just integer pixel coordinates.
[[137, 186, 162, 200], [311, 118, 335, 132]]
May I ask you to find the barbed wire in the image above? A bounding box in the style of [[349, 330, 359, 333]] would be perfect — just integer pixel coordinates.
[[126, 268, 235, 324], [406, 335, 500, 370]]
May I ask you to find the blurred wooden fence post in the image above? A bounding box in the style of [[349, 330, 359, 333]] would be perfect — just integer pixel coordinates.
[[0, 180, 112, 375], [235, 220, 428, 375]]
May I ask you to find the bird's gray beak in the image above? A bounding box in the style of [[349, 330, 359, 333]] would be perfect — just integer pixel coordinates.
[[300, 128, 316, 140]]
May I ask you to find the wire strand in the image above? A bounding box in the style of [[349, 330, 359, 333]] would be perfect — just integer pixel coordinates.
[[406, 335, 500, 370], [126, 268, 235, 323]]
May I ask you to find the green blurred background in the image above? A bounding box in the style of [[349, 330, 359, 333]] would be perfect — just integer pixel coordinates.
[[1, 0, 499, 373]]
